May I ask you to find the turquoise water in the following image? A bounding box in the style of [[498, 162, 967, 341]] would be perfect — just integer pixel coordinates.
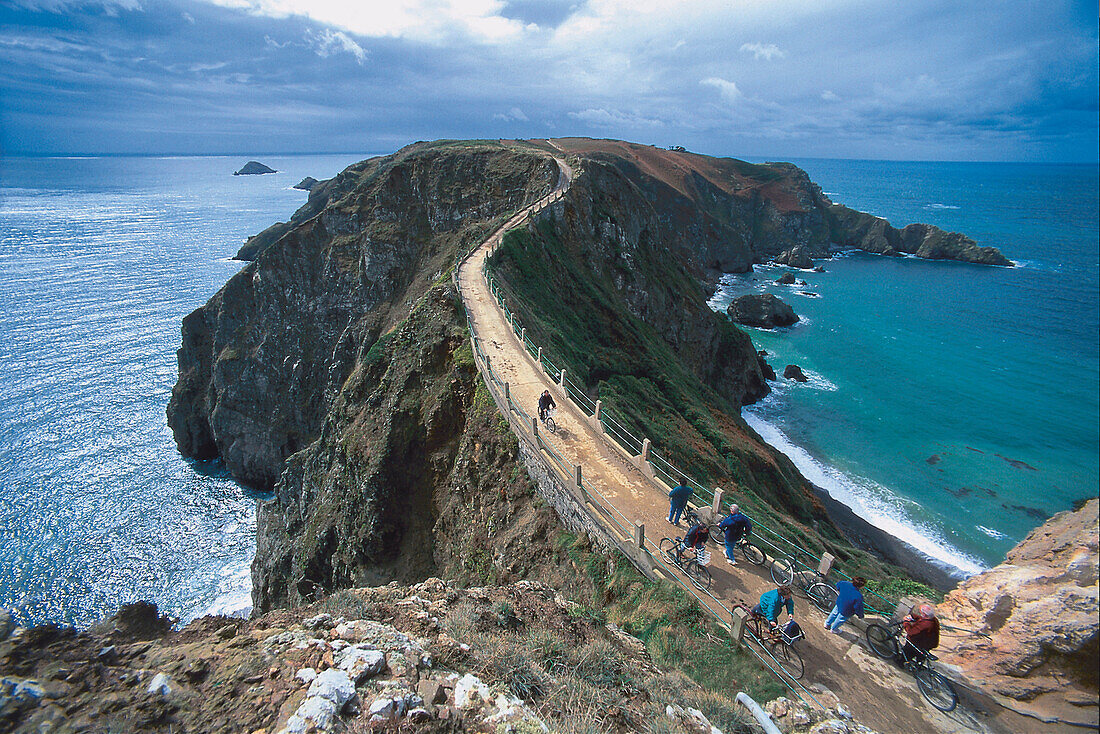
[[0, 154, 374, 626], [712, 160, 1099, 575]]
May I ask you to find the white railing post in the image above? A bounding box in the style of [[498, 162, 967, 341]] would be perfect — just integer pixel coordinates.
[[712, 488, 724, 519], [537, 346, 542, 366], [520, 327, 526, 344], [818, 552, 835, 578], [532, 416, 539, 439], [593, 400, 601, 421], [634, 521, 645, 549], [559, 367, 567, 387], [640, 438, 651, 462]]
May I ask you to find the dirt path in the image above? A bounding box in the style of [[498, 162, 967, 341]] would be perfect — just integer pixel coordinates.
[[454, 150, 1009, 734]]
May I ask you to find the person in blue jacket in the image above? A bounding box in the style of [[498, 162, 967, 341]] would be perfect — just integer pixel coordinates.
[[667, 477, 692, 525], [718, 504, 752, 566], [752, 585, 795, 628], [825, 576, 866, 633]]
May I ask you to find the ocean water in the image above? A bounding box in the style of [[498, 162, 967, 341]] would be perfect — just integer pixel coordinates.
[[0, 154, 374, 627], [712, 159, 1100, 576]]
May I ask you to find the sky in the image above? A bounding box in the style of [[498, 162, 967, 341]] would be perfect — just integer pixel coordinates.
[[1, 0, 1097, 161]]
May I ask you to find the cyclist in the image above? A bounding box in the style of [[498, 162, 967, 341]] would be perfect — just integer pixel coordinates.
[[752, 585, 795, 630], [718, 504, 752, 566], [824, 576, 866, 633], [668, 476, 692, 525], [900, 603, 940, 664], [538, 389, 556, 423], [676, 521, 710, 564]]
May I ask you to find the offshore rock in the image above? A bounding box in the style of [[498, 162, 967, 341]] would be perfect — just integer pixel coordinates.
[[293, 176, 319, 191], [234, 161, 277, 176], [937, 498, 1098, 725], [776, 272, 797, 285], [727, 294, 799, 328], [784, 365, 808, 382], [775, 245, 814, 269]]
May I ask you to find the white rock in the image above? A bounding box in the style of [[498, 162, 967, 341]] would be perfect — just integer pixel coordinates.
[[336, 646, 387, 683], [146, 672, 171, 697], [295, 668, 317, 684], [454, 673, 490, 709], [279, 695, 337, 734], [302, 613, 333, 630], [368, 696, 406, 719], [307, 668, 355, 708]]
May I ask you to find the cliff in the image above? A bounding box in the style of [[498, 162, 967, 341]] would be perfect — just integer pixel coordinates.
[[936, 498, 1098, 728], [168, 139, 937, 611]]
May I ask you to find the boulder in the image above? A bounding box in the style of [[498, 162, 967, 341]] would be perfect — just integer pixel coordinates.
[[775, 245, 814, 269], [776, 272, 797, 285], [784, 365, 808, 382], [307, 669, 355, 708], [293, 177, 319, 191], [234, 161, 277, 176], [757, 352, 776, 381], [727, 294, 799, 328]]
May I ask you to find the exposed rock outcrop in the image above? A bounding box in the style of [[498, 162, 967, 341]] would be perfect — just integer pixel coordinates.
[[937, 498, 1098, 726], [776, 272, 797, 285], [784, 364, 808, 382], [234, 161, 277, 176], [727, 294, 799, 328], [0, 579, 752, 734], [775, 245, 815, 269], [293, 176, 319, 191]]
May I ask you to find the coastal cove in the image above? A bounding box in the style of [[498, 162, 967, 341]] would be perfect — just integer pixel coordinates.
[[712, 159, 1099, 577]]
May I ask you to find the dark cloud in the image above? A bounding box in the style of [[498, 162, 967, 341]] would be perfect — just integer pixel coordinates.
[[0, 0, 1095, 160]]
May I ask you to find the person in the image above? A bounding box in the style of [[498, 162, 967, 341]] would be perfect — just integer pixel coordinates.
[[676, 521, 710, 564], [753, 585, 795, 629], [824, 576, 866, 633], [718, 504, 752, 566], [901, 603, 940, 664], [538, 389, 556, 422], [668, 477, 692, 525]]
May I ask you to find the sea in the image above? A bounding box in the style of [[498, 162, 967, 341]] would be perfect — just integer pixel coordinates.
[[711, 159, 1099, 577], [0, 154, 375, 627], [0, 155, 1096, 628]]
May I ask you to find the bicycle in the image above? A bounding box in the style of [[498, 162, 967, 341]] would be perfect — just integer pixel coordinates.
[[539, 406, 556, 433], [658, 537, 713, 591], [681, 509, 765, 565], [731, 603, 805, 680], [864, 620, 959, 712], [769, 557, 838, 614]]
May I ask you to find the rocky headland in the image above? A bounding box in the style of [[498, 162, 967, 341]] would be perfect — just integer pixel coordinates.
[[3, 138, 1056, 732], [293, 176, 319, 191]]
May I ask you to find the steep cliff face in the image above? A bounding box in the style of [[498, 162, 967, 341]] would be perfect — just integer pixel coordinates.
[[937, 498, 1098, 726], [168, 143, 558, 490], [546, 139, 1010, 268]]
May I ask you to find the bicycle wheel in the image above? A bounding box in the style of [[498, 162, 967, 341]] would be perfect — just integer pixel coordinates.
[[916, 668, 958, 712], [772, 642, 805, 680], [740, 542, 766, 566], [865, 623, 899, 659], [770, 557, 795, 586], [807, 582, 838, 614], [685, 561, 712, 592], [708, 524, 723, 548], [545, 416, 556, 433], [659, 538, 678, 566]]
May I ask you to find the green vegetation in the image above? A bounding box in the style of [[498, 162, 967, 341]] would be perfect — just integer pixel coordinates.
[[866, 577, 946, 608], [555, 532, 786, 707]]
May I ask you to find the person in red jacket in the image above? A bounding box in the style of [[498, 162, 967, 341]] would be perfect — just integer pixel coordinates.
[[901, 603, 940, 664]]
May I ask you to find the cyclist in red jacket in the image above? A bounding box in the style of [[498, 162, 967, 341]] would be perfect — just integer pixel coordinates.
[[901, 603, 940, 663]]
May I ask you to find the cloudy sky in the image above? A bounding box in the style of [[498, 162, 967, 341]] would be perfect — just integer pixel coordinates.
[[2, 0, 1096, 160]]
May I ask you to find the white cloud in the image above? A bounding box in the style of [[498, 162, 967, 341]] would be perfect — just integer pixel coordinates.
[[568, 107, 664, 128], [203, 0, 530, 44], [739, 42, 785, 61], [306, 28, 367, 64], [493, 107, 529, 122], [182, 11, 195, 23], [700, 77, 743, 103], [821, 89, 839, 101]]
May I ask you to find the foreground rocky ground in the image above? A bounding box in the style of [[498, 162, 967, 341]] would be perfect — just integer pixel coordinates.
[[0, 578, 889, 734]]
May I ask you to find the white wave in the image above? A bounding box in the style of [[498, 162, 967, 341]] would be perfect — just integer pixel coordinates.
[[976, 525, 1007, 540], [798, 369, 837, 391], [743, 411, 986, 577], [195, 561, 253, 620], [1010, 259, 1061, 273], [795, 290, 821, 299], [925, 203, 960, 210]]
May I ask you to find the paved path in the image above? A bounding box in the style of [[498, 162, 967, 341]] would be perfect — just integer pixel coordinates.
[[453, 148, 1006, 734]]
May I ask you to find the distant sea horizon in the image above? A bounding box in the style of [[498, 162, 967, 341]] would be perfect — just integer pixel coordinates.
[[1, 150, 1096, 628]]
